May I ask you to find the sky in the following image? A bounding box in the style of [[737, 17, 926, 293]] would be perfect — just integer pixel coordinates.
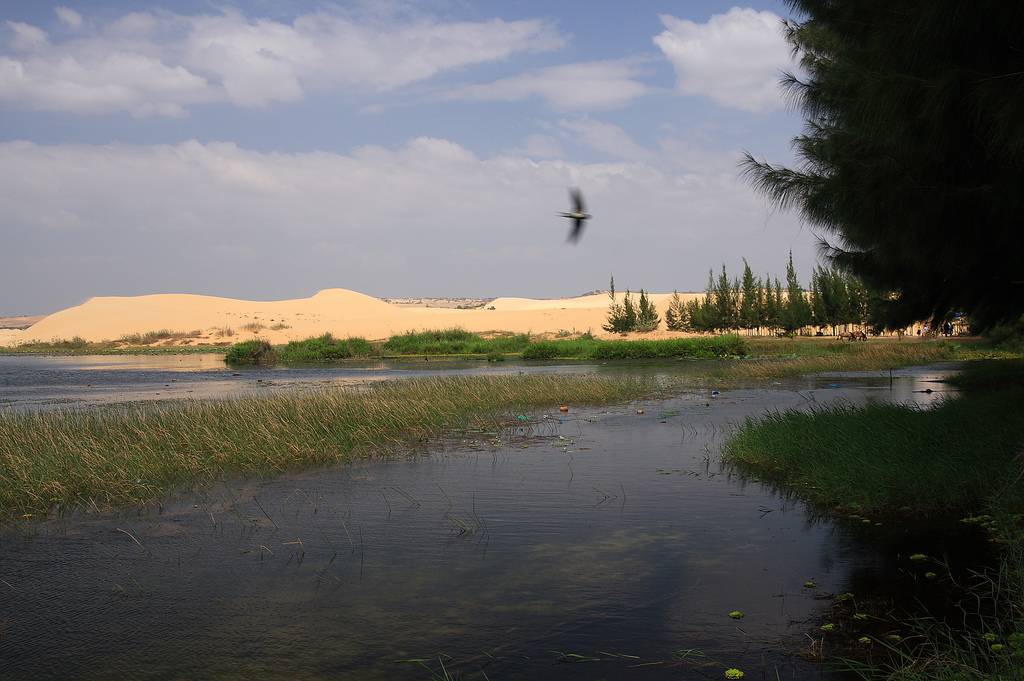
[[0, 0, 815, 314]]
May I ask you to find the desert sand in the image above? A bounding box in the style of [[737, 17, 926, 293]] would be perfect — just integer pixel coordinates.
[[4, 289, 705, 346]]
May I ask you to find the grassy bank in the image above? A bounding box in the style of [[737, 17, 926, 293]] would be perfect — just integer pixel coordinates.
[[723, 360, 1024, 515], [0, 374, 654, 518], [723, 361, 1024, 679], [521, 334, 745, 360], [0, 337, 229, 355]]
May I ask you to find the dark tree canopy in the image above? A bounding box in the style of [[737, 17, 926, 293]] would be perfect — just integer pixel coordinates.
[[742, 1, 1024, 330]]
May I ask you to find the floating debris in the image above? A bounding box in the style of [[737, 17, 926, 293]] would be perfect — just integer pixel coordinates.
[[728, 610, 744, 619]]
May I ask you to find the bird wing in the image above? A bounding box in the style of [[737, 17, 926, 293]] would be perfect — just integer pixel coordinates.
[[568, 217, 584, 243], [570, 188, 585, 214]]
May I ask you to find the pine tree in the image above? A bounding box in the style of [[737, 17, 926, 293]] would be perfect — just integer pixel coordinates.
[[602, 275, 628, 333], [771, 277, 784, 334], [700, 269, 719, 332], [741, 2, 1024, 330], [739, 259, 759, 333], [714, 265, 735, 331], [685, 298, 703, 332], [665, 291, 687, 331], [635, 290, 661, 332], [782, 252, 811, 335], [622, 290, 637, 332]]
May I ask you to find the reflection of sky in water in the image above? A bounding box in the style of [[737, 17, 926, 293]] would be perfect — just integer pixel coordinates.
[[0, 371, 965, 680]]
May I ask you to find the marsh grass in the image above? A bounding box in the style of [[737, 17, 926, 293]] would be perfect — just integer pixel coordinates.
[[0, 373, 654, 517], [381, 328, 531, 355], [276, 334, 374, 362], [723, 360, 1024, 515], [521, 335, 746, 360], [724, 360, 1024, 680], [713, 340, 973, 380]]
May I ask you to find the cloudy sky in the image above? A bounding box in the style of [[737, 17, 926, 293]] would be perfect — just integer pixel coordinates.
[[0, 0, 813, 314]]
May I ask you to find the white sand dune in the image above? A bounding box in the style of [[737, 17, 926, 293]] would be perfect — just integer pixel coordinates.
[[6, 289, 704, 346]]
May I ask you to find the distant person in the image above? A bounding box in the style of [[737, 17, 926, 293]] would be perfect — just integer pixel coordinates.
[[943, 321, 953, 337]]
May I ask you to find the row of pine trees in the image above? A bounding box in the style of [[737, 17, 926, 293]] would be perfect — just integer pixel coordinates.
[[607, 253, 877, 335]]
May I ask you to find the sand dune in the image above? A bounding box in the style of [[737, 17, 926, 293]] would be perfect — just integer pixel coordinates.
[[6, 288, 704, 346]]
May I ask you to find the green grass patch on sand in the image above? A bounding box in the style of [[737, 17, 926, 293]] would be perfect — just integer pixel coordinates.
[[0, 374, 654, 518], [521, 334, 746, 360], [723, 360, 1024, 680]]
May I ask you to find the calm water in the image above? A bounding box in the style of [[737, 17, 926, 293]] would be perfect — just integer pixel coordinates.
[[0, 359, 974, 680]]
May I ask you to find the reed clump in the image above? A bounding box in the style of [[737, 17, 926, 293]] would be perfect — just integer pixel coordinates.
[[381, 328, 531, 355], [521, 335, 746, 360], [0, 374, 653, 517]]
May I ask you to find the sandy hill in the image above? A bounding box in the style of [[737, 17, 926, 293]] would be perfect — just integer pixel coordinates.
[[5, 288, 703, 346]]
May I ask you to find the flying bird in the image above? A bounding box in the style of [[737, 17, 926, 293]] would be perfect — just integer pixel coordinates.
[[560, 188, 591, 243]]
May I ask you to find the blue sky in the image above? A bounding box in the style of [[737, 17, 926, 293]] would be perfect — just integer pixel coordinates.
[[0, 1, 815, 314]]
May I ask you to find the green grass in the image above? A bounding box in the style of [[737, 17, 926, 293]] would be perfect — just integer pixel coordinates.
[[723, 360, 1024, 516], [0, 338, 229, 355], [223, 339, 276, 365], [521, 335, 746, 360], [0, 373, 654, 518], [723, 360, 1024, 680], [381, 328, 531, 355], [275, 334, 374, 362]]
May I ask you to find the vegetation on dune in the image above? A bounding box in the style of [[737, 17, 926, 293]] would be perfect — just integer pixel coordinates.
[[602, 277, 660, 333], [742, 1, 1024, 331], [0, 374, 654, 518]]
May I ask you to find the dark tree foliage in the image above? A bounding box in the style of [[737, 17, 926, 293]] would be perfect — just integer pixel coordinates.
[[742, 1, 1024, 330]]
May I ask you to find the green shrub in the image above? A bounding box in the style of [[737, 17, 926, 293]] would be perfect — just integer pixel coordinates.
[[276, 334, 373, 362], [224, 339, 276, 365], [381, 328, 530, 355]]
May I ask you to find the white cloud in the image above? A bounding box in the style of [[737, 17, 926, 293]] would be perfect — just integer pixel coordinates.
[[449, 59, 650, 109], [557, 118, 652, 160], [653, 8, 794, 112], [509, 133, 564, 159], [0, 138, 812, 311], [6, 21, 48, 51], [54, 7, 82, 29], [0, 9, 566, 115]]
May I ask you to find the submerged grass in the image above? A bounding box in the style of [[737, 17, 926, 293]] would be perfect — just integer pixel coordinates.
[[0, 373, 654, 517]]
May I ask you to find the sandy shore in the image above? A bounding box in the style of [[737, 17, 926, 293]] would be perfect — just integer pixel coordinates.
[[3, 289, 703, 346]]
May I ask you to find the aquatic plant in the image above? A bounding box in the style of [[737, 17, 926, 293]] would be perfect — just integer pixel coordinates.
[[0, 373, 655, 517]]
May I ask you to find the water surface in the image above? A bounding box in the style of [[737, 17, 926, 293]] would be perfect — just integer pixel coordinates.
[[0, 364, 971, 680]]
